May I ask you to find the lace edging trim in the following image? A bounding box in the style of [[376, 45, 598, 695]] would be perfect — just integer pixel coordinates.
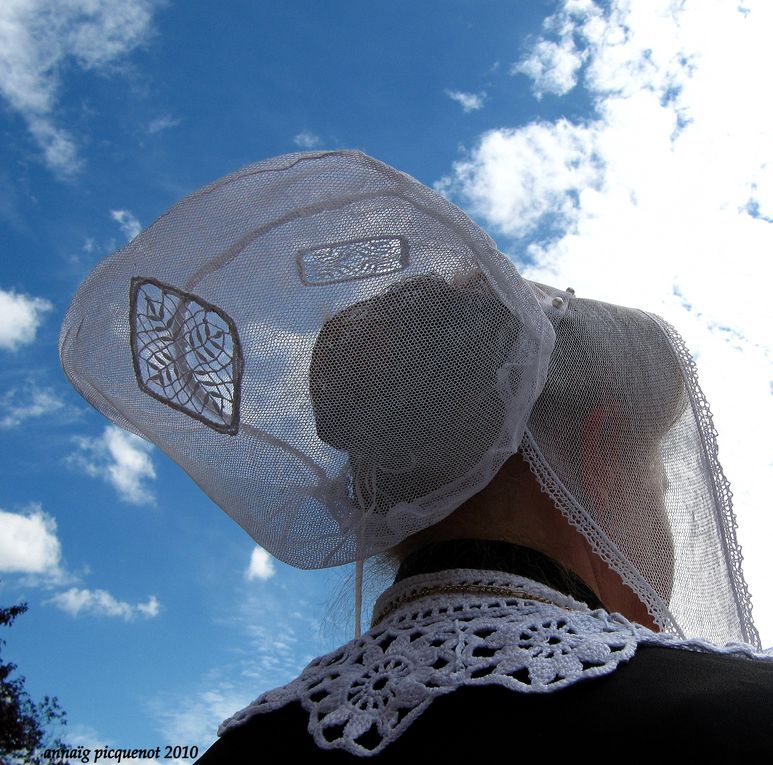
[[217, 569, 773, 757], [642, 310, 761, 649]]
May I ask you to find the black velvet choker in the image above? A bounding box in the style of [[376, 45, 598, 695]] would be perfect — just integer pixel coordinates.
[[394, 538, 606, 611]]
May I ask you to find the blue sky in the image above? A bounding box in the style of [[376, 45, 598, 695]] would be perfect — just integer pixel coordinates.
[[2, 0, 773, 760]]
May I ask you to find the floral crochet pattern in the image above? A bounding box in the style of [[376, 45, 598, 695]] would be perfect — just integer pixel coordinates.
[[219, 568, 773, 757]]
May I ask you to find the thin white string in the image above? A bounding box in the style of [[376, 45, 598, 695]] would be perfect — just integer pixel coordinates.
[[354, 558, 363, 639], [352, 460, 379, 640]]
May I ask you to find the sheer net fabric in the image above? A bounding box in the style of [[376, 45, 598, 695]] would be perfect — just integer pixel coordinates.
[[311, 271, 758, 646], [58, 149, 760, 648], [60, 150, 554, 572], [518, 287, 757, 645]]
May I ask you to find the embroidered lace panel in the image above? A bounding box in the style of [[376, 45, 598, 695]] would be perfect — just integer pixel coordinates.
[[130, 276, 243, 434], [218, 568, 773, 758]]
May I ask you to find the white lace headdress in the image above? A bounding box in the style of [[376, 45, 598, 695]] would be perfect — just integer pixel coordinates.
[[59, 149, 761, 650]]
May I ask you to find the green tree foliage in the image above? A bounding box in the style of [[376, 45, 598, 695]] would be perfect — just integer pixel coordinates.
[[0, 601, 70, 765]]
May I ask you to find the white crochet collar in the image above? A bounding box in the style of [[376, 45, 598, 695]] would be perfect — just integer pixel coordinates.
[[219, 568, 773, 758]]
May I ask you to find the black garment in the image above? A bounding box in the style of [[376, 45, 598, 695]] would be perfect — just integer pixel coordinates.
[[195, 539, 773, 761]]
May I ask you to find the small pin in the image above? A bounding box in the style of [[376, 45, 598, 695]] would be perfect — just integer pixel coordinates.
[[566, 287, 576, 295], [552, 297, 564, 309]]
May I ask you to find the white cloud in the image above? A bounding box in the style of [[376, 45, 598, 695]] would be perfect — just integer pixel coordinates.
[[245, 546, 276, 581], [293, 130, 321, 148], [68, 424, 156, 505], [435, 118, 602, 238], [511, 0, 596, 98], [0, 504, 62, 575], [110, 208, 142, 240], [0, 382, 66, 428], [437, 0, 773, 648], [26, 118, 82, 177], [151, 589, 316, 751], [445, 89, 486, 112], [152, 686, 250, 751], [0, 287, 53, 351], [147, 113, 181, 134], [137, 594, 161, 617], [48, 587, 161, 620], [0, 0, 158, 177], [512, 38, 585, 98]]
